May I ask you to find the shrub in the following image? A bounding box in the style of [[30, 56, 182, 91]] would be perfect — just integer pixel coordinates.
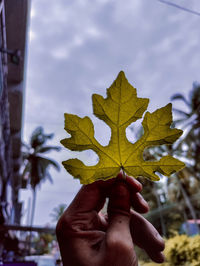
[[165, 234, 200, 265], [139, 234, 200, 266]]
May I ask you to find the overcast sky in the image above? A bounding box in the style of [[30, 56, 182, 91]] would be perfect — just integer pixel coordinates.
[[21, 0, 200, 226]]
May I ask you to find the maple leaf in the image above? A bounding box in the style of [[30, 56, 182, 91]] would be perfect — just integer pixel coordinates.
[[61, 71, 185, 184]]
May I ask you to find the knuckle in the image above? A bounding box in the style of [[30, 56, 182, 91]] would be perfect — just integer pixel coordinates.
[[56, 213, 72, 237], [106, 233, 132, 253]]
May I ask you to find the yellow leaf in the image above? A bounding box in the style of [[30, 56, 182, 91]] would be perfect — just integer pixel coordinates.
[[61, 71, 185, 184]]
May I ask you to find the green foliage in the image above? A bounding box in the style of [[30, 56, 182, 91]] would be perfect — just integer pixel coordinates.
[[61, 71, 184, 184], [33, 233, 54, 255]]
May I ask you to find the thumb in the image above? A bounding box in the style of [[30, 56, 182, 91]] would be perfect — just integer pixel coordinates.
[[106, 180, 131, 241]]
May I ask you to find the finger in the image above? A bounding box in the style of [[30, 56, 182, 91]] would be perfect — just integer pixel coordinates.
[[130, 210, 165, 263], [131, 192, 149, 213], [106, 181, 133, 246], [66, 179, 115, 214], [67, 172, 142, 215], [56, 180, 113, 237], [57, 173, 144, 238], [117, 171, 142, 192], [117, 172, 149, 213]]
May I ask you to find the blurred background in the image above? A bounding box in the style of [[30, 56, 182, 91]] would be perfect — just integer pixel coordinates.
[[0, 0, 200, 265]]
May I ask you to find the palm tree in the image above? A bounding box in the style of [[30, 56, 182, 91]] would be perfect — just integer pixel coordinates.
[[170, 83, 200, 231], [171, 81, 200, 128], [22, 126, 61, 226], [143, 136, 200, 234], [50, 203, 67, 223], [171, 82, 200, 179]]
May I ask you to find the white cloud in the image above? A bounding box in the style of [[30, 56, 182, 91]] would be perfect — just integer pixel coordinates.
[[50, 46, 69, 60], [86, 26, 101, 38]]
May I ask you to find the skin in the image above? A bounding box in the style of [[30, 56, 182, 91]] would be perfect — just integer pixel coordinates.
[[56, 173, 165, 266]]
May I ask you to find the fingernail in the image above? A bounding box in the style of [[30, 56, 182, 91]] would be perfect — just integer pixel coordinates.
[[126, 176, 143, 191], [137, 193, 148, 205], [158, 252, 166, 263], [155, 232, 165, 249]]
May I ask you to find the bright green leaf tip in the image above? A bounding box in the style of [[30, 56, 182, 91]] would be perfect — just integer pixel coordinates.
[[61, 71, 185, 184]]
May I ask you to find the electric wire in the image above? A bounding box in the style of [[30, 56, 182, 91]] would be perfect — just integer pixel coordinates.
[[158, 0, 200, 17]]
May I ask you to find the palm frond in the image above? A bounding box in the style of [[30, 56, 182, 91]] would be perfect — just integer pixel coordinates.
[[36, 145, 61, 154], [50, 204, 67, 221], [171, 93, 190, 107], [172, 119, 186, 127], [30, 127, 55, 149], [22, 142, 31, 150], [45, 172, 53, 184], [30, 127, 44, 147], [37, 158, 53, 184], [172, 108, 190, 118], [174, 119, 195, 131], [37, 156, 60, 171]]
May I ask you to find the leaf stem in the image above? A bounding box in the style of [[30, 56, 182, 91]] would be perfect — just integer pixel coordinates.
[[121, 168, 126, 179]]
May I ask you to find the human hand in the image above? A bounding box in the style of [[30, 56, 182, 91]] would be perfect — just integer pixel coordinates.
[[56, 173, 165, 266]]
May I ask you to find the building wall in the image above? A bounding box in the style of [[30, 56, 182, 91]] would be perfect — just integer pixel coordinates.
[[0, 0, 30, 224], [0, 0, 12, 224]]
